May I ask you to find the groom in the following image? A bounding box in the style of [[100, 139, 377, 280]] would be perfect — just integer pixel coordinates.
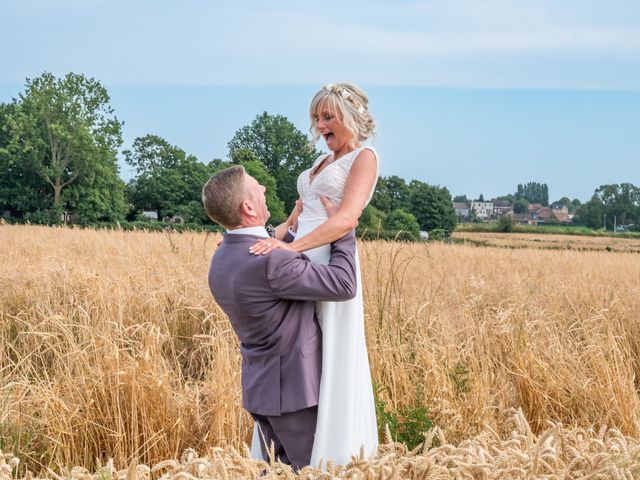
[[202, 165, 357, 470]]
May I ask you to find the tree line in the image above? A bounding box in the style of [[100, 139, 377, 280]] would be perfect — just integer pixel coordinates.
[[0, 72, 457, 240]]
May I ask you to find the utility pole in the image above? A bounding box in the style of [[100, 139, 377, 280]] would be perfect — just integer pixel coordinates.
[[614, 215, 617, 233]]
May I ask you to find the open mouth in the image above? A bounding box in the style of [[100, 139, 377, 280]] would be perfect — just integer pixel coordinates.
[[323, 132, 335, 142]]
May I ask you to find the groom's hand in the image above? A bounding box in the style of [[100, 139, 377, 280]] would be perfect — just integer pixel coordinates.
[[320, 196, 339, 217], [321, 196, 359, 229], [249, 237, 295, 256]]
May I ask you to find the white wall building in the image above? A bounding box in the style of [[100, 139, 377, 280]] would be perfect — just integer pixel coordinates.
[[470, 201, 494, 219]]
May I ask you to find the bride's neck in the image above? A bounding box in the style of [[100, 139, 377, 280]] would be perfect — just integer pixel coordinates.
[[332, 142, 361, 161]]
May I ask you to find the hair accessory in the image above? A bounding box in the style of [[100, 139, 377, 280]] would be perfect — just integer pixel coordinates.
[[324, 84, 365, 115]]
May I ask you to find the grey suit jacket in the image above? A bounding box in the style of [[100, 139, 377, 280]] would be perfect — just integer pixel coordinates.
[[208, 230, 357, 416]]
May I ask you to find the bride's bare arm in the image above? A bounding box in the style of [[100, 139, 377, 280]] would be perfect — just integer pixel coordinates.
[[250, 149, 377, 254]]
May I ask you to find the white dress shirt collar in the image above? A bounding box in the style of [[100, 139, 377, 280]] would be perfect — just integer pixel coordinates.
[[226, 226, 269, 238]]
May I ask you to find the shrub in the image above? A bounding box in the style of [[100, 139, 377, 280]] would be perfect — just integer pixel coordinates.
[[498, 214, 515, 232], [428, 228, 446, 241], [375, 386, 435, 450], [383, 209, 421, 239]]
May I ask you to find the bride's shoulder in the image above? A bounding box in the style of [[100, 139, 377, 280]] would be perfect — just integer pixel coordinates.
[[350, 146, 379, 166], [357, 146, 378, 160]]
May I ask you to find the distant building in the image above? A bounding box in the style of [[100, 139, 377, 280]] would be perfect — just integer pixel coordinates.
[[61, 211, 76, 224], [453, 202, 470, 218], [513, 213, 538, 225], [162, 215, 185, 224], [533, 206, 572, 224], [492, 199, 513, 217], [527, 203, 543, 214], [141, 210, 158, 221], [470, 201, 494, 219]]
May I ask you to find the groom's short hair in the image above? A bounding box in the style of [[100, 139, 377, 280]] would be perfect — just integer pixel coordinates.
[[202, 165, 247, 228]]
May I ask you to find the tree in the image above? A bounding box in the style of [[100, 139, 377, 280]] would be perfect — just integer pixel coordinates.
[[231, 148, 286, 224], [593, 183, 640, 227], [384, 209, 420, 238], [0, 102, 52, 214], [64, 157, 128, 223], [496, 194, 514, 202], [515, 182, 549, 206], [407, 180, 457, 234], [357, 205, 386, 234], [477, 193, 485, 202], [5, 73, 123, 215], [228, 112, 321, 212], [573, 195, 605, 228], [513, 198, 529, 214], [371, 175, 410, 213], [453, 194, 469, 203], [124, 134, 214, 223], [498, 213, 515, 232], [570, 198, 582, 213]]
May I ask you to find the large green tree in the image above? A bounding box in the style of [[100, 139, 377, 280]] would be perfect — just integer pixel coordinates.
[[573, 183, 640, 229], [4, 73, 124, 219], [573, 195, 605, 228], [407, 180, 457, 234], [228, 112, 321, 212], [371, 175, 410, 213], [513, 198, 530, 214], [0, 102, 52, 214], [124, 134, 214, 223], [515, 182, 549, 206]]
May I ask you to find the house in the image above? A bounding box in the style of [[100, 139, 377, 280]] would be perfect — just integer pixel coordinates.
[[492, 199, 513, 217], [550, 202, 570, 213], [513, 213, 538, 225], [162, 215, 185, 224], [453, 202, 470, 218], [141, 210, 158, 221], [61, 211, 76, 224], [470, 201, 494, 220], [527, 203, 543, 214], [552, 209, 572, 223], [533, 207, 554, 222], [533, 207, 572, 224]]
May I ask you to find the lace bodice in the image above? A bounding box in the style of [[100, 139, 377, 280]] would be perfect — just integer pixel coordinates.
[[296, 147, 379, 219]]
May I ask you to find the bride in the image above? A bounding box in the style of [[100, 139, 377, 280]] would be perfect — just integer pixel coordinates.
[[250, 82, 379, 467]]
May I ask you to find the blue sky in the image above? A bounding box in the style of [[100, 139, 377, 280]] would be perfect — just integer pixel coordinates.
[[1, 0, 639, 201]]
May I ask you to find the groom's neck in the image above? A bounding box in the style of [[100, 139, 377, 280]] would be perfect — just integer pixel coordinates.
[[231, 220, 265, 231]]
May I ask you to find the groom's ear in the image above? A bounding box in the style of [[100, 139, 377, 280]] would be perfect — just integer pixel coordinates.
[[241, 199, 257, 218]]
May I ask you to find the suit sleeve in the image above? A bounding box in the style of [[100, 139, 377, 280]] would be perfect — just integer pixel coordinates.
[[283, 228, 296, 244], [265, 230, 357, 301]]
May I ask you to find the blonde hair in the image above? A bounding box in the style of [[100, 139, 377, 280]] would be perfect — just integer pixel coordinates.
[[309, 82, 376, 148], [202, 165, 247, 229]]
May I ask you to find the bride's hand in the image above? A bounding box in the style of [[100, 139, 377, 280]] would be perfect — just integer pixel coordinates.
[[249, 237, 295, 256], [288, 199, 303, 232]]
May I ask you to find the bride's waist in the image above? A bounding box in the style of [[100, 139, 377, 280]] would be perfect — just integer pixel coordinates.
[[298, 209, 329, 223]]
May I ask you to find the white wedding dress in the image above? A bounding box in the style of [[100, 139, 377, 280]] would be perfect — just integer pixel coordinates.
[[250, 146, 379, 468]]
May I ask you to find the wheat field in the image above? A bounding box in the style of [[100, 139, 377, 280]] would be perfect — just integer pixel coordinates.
[[453, 230, 640, 253], [2, 224, 640, 478]]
